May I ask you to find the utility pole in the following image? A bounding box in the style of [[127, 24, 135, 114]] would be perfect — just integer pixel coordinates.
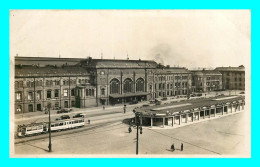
[[128, 112, 143, 155], [47, 103, 52, 152], [136, 122, 139, 155]]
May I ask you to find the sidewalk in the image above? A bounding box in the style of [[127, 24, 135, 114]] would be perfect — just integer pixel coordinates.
[[14, 100, 150, 121]]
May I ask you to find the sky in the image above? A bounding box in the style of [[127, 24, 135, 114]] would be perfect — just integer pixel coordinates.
[[10, 10, 251, 68]]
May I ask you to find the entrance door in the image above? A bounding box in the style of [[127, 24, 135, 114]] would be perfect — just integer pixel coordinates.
[[64, 101, 69, 108], [37, 104, 41, 111], [28, 104, 33, 112]]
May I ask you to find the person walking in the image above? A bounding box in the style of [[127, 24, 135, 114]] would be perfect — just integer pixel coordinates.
[[128, 127, 132, 133], [181, 143, 183, 151], [171, 143, 175, 152], [103, 105, 105, 110]]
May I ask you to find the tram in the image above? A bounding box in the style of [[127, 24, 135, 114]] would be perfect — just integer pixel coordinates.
[[17, 117, 85, 137]]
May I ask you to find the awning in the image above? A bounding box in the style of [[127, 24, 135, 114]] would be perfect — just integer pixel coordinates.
[[109, 92, 150, 98]]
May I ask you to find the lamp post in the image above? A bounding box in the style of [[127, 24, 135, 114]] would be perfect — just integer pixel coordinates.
[[47, 103, 52, 152], [128, 112, 143, 155]]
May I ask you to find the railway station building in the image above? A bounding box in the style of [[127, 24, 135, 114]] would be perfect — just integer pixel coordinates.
[[14, 56, 193, 114]]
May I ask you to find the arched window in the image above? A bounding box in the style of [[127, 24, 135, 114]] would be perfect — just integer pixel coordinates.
[[110, 79, 120, 94], [136, 78, 144, 92], [123, 78, 133, 93]]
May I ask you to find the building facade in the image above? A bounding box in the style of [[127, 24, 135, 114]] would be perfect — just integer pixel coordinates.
[[215, 66, 245, 90], [14, 57, 192, 114], [191, 69, 222, 92]]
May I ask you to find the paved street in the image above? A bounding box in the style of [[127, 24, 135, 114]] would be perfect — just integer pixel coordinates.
[[12, 90, 247, 157], [14, 110, 248, 157]]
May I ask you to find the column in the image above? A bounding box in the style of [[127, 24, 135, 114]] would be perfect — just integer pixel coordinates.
[[209, 110, 211, 118], [231, 104, 232, 113], [172, 116, 174, 127], [179, 115, 181, 125], [198, 111, 200, 120], [203, 110, 205, 119], [192, 113, 194, 122], [140, 116, 143, 125], [186, 113, 188, 123], [151, 117, 153, 128], [162, 117, 165, 128], [242, 102, 245, 110], [214, 108, 216, 117]]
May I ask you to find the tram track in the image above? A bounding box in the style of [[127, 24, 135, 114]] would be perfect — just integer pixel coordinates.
[[14, 113, 133, 145]]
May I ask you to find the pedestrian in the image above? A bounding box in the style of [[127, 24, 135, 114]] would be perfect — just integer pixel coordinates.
[[88, 120, 91, 124], [171, 143, 175, 152], [128, 127, 132, 133], [181, 143, 183, 151], [103, 105, 105, 110]]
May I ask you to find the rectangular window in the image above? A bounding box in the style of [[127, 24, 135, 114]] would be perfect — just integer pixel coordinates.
[[71, 89, 75, 96], [28, 92, 33, 100], [16, 105, 22, 113], [16, 92, 22, 100], [55, 90, 59, 98], [92, 89, 94, 96], [55, 102, 59, 108], [55, 80, 60, 85], [36, 91, 41, 100], [19, 81, 23, 87], [47, 90, 52, 98], [64, 89, 68, 97], [101, 88, 105, 95]]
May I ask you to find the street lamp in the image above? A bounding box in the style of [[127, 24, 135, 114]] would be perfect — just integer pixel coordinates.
[[128, 112, 143, 155]]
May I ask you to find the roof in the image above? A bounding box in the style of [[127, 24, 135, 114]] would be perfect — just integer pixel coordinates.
[[15, 66, 90, 78], [215, 66, 245, 72], [191, 70, 222, 75], [83, 58, 158, 69], [15, 56, 84, 67], [135, 95, 244, 117], [154, 67, 190, 74]]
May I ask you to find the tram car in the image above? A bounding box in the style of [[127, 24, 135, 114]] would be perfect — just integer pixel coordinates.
[[17, 117, 85, 137], [17, 122, 48, 137], [50, 117, 85, 131]]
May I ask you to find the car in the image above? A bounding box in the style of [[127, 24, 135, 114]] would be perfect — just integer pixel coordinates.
[[73, 113, 85, 118], [161, 97, 168, 101], [142, 104, 150, 107], [60, 115, 70, 120], [155, 100, 162, 105], [57, 108, 72, 114], [240, 92, 245, 94], [149, 100, 155, 104]]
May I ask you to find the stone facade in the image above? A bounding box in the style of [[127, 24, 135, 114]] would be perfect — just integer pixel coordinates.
[[191, 69, 222, 92], [215, 66, 245, 90], [14, 57, 193, 113]]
